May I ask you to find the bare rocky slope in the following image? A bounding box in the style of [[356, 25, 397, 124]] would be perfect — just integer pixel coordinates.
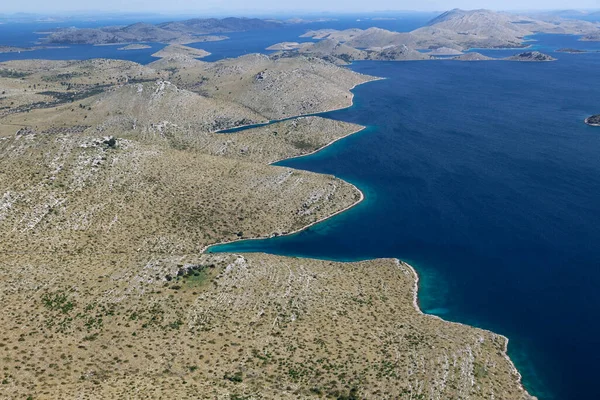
[[412, 8, 600, 50]]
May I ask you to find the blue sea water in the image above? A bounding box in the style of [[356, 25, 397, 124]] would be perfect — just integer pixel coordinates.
[[2, 15, 600, 400]]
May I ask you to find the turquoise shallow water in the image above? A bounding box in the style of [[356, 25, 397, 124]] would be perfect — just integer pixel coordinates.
[[209, 38, 600, 400]]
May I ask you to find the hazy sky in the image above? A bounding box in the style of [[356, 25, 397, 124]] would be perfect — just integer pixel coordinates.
[[2, 0, 600, 14]]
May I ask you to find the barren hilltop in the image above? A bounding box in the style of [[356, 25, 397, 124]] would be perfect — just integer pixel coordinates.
[[0, 46, 536, 398]]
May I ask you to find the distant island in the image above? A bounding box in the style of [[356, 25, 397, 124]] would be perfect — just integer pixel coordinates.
[[506, 51, 556, 62], [151, 44, 211, 59], [117, 44, 152, 51], [581, 32, 600, 41], [33, 9, 600, 60], [556, 48, 588, 53], [0, 45, 35, 53], [556, 48, 600, 53], [266, 9, 597, 64], [40, 18, 275, 45], [0, 45, 68, 53], [585, 115, 600, 126], [453, 52, 494, 61]]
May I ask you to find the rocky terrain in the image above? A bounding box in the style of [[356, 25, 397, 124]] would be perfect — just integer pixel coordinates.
[[0, 45, 35, 53], [411, 9, 532, 50], [40, 17, 266, 45], [118, 44, 152, 51], [154, 53, 376, 120], [556, 48, 588, 53], [367, 45, 433, 61], [585, 115, 600, 126], [0, 45, 67, 53], [266, 42, 302, 51], [157, 17, 281, 34], [151, 44, 211, 59], [0, 252, 534, 399], [453, 52, 495, 61], [272, 9, 600, 63], [270, 40, 433, 64], [43, 23, 188, 45], [276, 39, 369, 64], [581, 32, 600, 41], [0, 24, 536, 400], [505, 51, 556, 62], [301, 27, 417, 49], [412, 8, 600, 50], [426, 47, 464, 56]]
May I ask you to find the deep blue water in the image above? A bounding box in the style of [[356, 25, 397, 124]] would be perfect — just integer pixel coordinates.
[[1, 15, 600, 400]]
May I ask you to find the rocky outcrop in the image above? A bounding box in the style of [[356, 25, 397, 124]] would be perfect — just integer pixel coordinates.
[[581, 32, 600, 41], [556, 48, 588, 53], [585, 115, 600, 126], [505, 51, 556, 62], [151, 44, 211, 59], [453, 52, 495, 61], [117, 44, 152, 51], [367, 44, 433, 61], [266, 42, 301, 51], [427, 46, 464, 56]]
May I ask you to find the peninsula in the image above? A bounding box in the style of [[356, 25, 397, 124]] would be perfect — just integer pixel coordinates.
[[0, 45, 534, 398]]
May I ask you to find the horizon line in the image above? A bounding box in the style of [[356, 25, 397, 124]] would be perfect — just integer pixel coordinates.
[[2, 8, 600, 17]]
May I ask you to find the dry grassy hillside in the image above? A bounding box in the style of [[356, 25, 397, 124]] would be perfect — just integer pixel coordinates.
[[0, 253, 533, 399], [162, 54, 376, 119]]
